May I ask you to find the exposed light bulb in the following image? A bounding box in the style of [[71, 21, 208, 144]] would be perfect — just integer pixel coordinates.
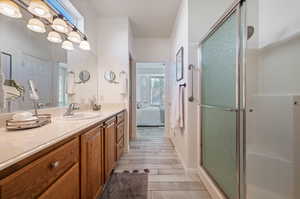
[[52, 17, 68, 33], [27, 18, 46, 33], [79, 38, 90, 51], [28, 0, 51, 18], [47, 31, 62, 43], [62, 40, 74, 51], [68, 31, 81, 43], [0, 0, 22, 18]]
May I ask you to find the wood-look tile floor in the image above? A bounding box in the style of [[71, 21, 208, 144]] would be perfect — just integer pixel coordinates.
[[115, 127, 211, 199]]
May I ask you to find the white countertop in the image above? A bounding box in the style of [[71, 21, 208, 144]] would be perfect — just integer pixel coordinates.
[[0, 108, 125, 172]]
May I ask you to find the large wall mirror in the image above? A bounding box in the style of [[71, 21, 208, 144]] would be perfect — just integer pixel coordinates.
[[0, 11, 68, 113], [0, 1, 97, 113]]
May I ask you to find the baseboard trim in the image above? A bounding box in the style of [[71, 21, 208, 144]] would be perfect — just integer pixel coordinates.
[[169, 138, 199, 175], [169, 137, 188, 169], [198, 167, 226, 199]]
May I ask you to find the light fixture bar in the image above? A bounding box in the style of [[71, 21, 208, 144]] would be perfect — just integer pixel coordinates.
[[11, 0, 88, 39]]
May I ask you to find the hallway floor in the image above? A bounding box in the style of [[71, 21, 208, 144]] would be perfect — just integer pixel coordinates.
[[115, 127, 211, 199]]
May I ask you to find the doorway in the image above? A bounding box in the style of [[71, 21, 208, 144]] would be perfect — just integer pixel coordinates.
[[135, 62, 165, 137]]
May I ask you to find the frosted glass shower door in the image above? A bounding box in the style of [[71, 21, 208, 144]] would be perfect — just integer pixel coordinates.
[[201, 9, 239, 199]]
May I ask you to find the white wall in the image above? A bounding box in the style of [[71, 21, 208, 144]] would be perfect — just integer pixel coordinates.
[[134, 38, 170, 62], [97, 17, 131, 150], [167, 0, 189, 167], [68, 0, 99, 105], [97, 17, 130, 104], [67, 51, 98, 105], [258, 0, 300, 48]]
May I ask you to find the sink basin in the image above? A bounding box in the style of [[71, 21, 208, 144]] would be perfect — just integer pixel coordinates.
[[62, 112, 101, 121]]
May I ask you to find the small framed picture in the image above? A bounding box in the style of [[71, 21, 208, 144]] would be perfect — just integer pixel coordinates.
[[176, 47, 184, 81]]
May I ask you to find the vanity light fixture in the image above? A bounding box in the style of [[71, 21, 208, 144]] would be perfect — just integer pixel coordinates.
[[27, 17, 46, 33], [0, 0, 22, 18], [47, 30, 62, 43], [51, 15, 68, 33], [68, 28, 81, 43], [28, 0, 51, 18], [62, 40, 74, 51], [0, 0, 90, 51], [79, 36, 90, 51]]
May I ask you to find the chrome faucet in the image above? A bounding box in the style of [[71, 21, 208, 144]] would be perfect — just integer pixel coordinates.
[[64, 103, 80, 116]]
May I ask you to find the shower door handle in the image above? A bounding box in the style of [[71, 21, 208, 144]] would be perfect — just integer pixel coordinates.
[[201, 104, 240, 112]]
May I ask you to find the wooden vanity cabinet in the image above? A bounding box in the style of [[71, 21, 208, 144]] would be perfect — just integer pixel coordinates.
[[0, 138, 79, 199], [0, 110, 126, 199], [116, 121, 125, 161], [38, 163, 80, 199], [116, 112, 125, 161], [104, 117, 117, 182], [81, 126, 105, 199]]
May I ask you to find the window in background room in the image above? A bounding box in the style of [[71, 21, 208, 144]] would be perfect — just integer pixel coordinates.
[[137, 75, 150, 106], [150, 76, 165, 106]]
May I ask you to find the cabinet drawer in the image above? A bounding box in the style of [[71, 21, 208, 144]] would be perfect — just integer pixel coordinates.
[[0, 138, 79, 199], [117, 137, 124, 161], [117, 112, 125, 124], [38, 163, 79, 199], [116, 122, 125, 142]]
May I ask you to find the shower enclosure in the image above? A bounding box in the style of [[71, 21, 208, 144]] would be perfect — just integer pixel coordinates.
[[200, 2, 244, 198], [200, 0, 299, 198]]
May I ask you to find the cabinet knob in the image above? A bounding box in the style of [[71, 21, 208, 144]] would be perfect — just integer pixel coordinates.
[[50, 161, 60, 169]]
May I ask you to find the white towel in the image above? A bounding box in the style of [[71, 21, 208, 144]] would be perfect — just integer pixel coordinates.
[[0, 65, 5, 111], [171, 85, 185, 129], [178, 85, 185, 128], [67, 72, 76, 95], [120, 72, 127, 95]]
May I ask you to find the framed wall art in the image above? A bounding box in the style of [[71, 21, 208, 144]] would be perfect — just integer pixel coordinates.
[[176, 47, 184, 81]]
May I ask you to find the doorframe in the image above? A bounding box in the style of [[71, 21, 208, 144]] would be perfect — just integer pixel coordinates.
[[129, 54, 135, 140], [131, 61, 167, 135]]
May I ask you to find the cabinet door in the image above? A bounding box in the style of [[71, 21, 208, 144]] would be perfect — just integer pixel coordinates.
[[81, 126, 104, 199], [38, 164, 79, 199], [117, 137, 124, 161], [104, 119, 116, 181], [116, 121, 125, 142]]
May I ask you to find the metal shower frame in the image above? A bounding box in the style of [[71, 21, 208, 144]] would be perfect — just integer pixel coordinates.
[[198, 0, 247, 199]]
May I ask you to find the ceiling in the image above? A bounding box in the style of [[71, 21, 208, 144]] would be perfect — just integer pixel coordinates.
[[90, 0, 182, 38]]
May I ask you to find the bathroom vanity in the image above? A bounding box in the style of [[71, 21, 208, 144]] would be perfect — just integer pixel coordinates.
[[0, 109, 126, 199]]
